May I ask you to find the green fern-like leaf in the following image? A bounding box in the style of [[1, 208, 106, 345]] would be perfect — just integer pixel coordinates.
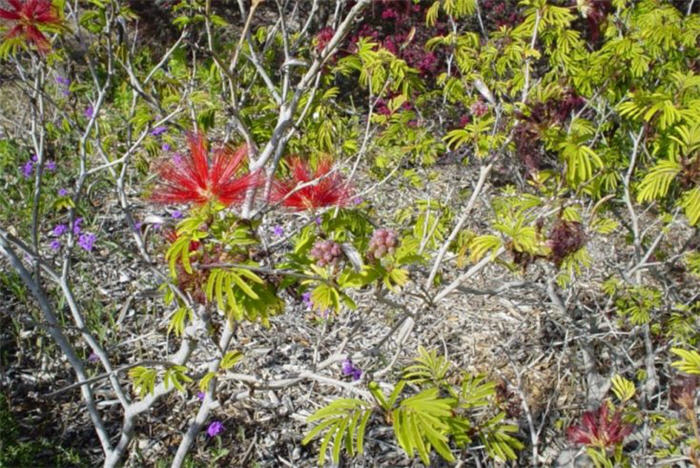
[[403, 346, 452, 385], [636, 160, 681, 203], [392, 387, 456, 464], [303, 398, 373, 465], [671, 348, 700, 375]]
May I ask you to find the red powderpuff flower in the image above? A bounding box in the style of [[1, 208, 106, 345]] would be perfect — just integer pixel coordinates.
[[272, 157, 353, 211], [0, 0, 63, 54], [150, 133, 260, 207], [567, 401, 633, 449]]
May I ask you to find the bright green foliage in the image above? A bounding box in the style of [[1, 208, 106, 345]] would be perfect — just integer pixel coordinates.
[[302, 398, 373, 466], [391, 387, 456, 464], [614, 285, 662, 325], [304, 349, 522, 465], [403, 346, 451, 385], [128, 366, 158, 398], [334, 38, 420, 97], [611, 375, 636, 403], [670, 348, 700, 375]]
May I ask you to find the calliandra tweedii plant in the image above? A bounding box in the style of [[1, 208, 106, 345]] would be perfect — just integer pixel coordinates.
[[0, 0, 63, 54], [272, 156, 353, 211], [150, 133, 261, 207]]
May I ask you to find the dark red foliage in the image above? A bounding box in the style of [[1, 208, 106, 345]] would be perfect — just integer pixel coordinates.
[[0, 0, 62, 54], [514, 91, 586, 173], [567, 401, 633, 448], [315, 26, 334, 53], [670, 375, 697, 411], [483, 0, 524, 28], [548, 220, 586, 266], [577, 0, 613, 43], [150, 133, 261, 207], [272, 157, 353, 211]]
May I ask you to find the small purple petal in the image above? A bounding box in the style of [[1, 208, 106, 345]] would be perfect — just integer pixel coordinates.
[[150, 126, 167, 136], [31, 154, 38, 162], [22, 161, 33, 178], [341, 358, 362, 381], [272, 225, 284, 237], [162, 143, 172, 151], [73, 217, 83, 235], [52, 224, 68, 236], [302, 292, 313, 309], [133, 221, 143, 231], [352, 196, 363, 205], [315, 216, 322, 226], [197, 391, 205, 401], [46, 160, 56, 171], [49, 239, 61, 250], [85, 105, 94, 119], [172, 154, 183, 166], [58, 188, 68, 196], [206, 421, 224, 437], [88, 352, 99, 363], [171, 210, 183, 219], [77, 232, 96, 252]]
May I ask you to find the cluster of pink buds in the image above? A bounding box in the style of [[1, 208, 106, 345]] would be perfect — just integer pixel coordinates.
[[310, 239, 343, 266], [471, 100, 489, 117], [368, 228, 398, 259]]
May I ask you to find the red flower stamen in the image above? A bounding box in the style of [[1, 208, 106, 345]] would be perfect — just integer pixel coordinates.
[[150, 133, 261, 207], [271, 156, 353, 211]]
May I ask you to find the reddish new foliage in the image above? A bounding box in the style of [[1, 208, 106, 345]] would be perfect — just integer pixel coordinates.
[[548, 220, 586, 266], [567, 402, 633, 449], [0, 0, 62, 54], [272, 157, 353, 211], [150, 133, 260, 207], [315, 26, 334, 53]]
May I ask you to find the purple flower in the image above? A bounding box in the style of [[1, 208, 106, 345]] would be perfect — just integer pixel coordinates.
[[196, 391, 205, 401], [302, 291, 313, 309], [152, 223, 162, 231], [56, 76, 71, 96], [206, 421, 224, 437], [171, 210, 183, 219], [85, 105, 94, 119], [341, 358, 362, 381], [172, 154, 183, 166], [52, 224, 68, 236], [150, 126, 167, 136], [58, 188, 68, 196], [46, 160, 56, 171], [162, 143, 172, 151], [352, 196, 363, 205], [133, 221, 143, 231], [77, 233, 96, 252], [72, 217, 83, 235], [49, 239, 61, 250], [31, 154, 38, 162], [272, 225, 284, 237], [22, 161, 33, 178], [315, 216, 322, 226], [88, 352, 99, 363]]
